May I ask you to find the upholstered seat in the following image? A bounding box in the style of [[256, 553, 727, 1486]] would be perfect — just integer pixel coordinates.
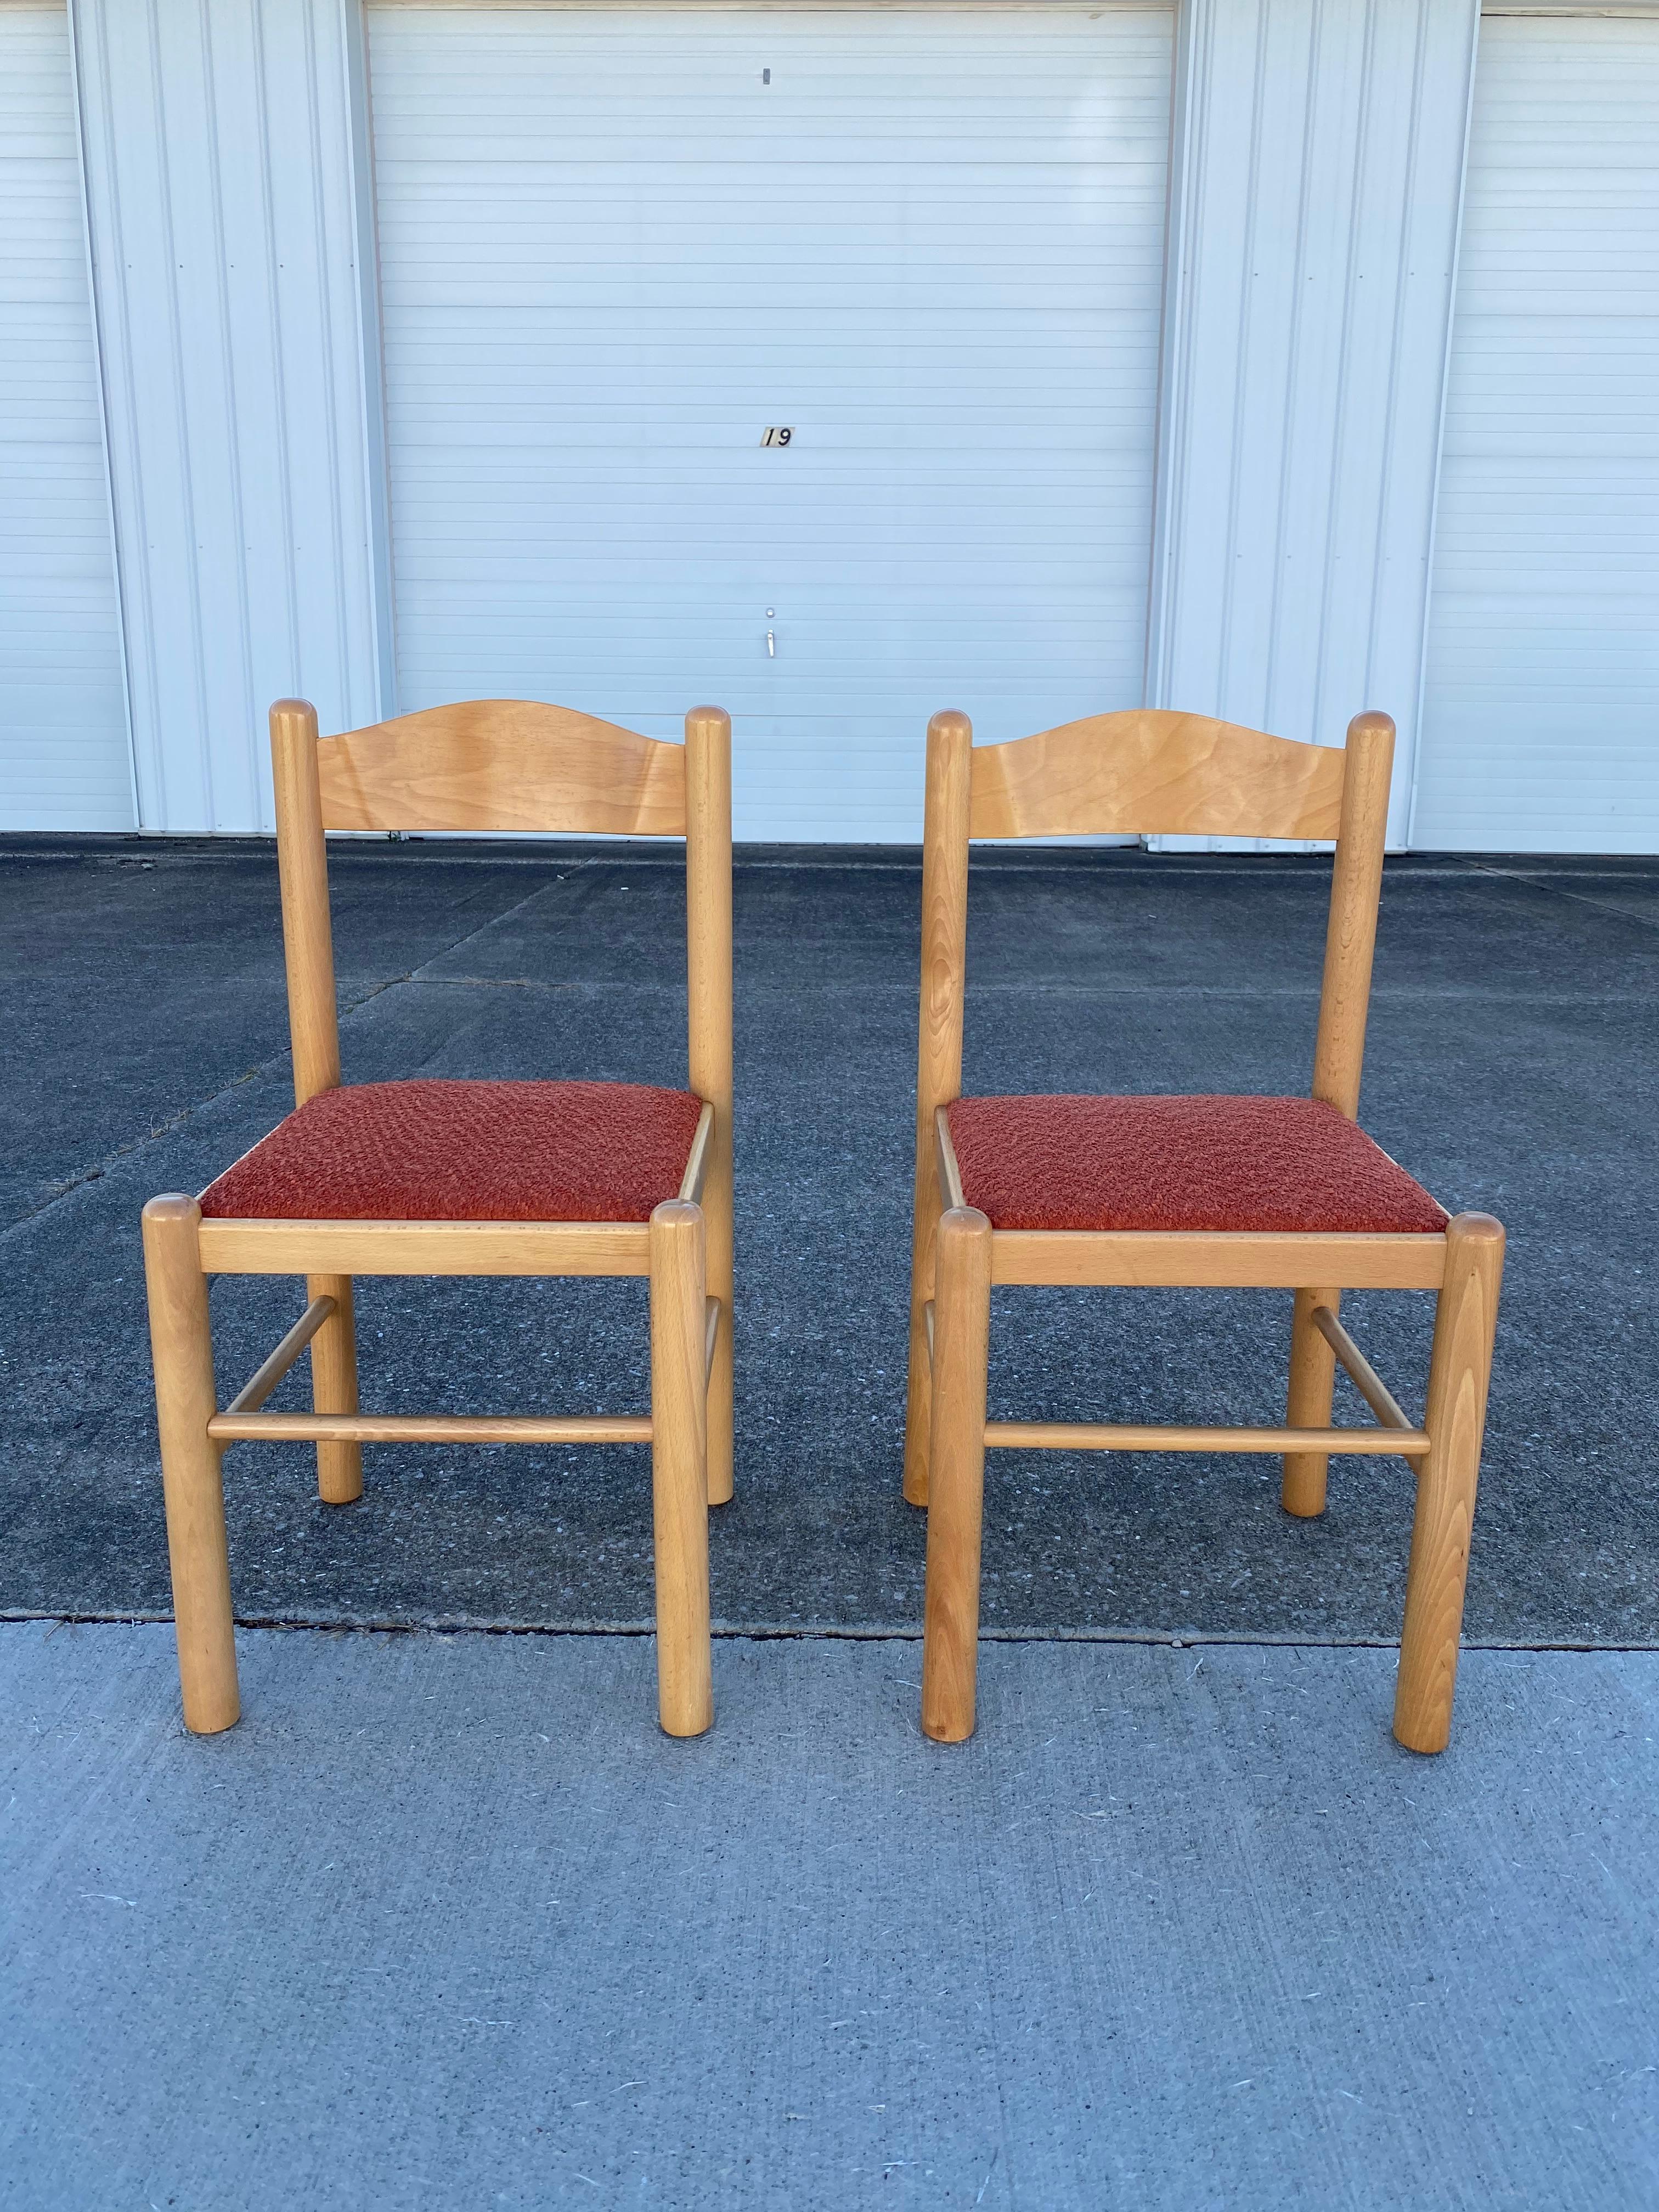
[[946, 1093, 1447, 1236], [200, 1078, 704, 1224]]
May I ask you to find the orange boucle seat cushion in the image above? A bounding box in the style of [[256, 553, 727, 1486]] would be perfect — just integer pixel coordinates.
[[199, 1079, 704, 1224], [946, 1094, 1447, 1235]]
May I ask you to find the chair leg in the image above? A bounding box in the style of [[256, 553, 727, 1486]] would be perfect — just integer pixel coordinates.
[[142, 1196, 240, 1735], [1283, 1284, 1339, 1517], [308, 1272, 362, 1505], [1394, 1213, 1505, 1754], [702, 1149, 735, 1510], [649, 1199, 713, 1738], [902, 1188, 939, 1506], [704, 1302, 734, 1510], [921, 1206, 992, 1743]]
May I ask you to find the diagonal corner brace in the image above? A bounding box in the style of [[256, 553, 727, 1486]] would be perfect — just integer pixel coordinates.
[[1310, 1303, 1414, 1433], [224, 1295, 337, 1418]]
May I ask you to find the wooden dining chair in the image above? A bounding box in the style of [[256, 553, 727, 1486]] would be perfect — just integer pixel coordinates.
[[142, 697, 733, 1739], [904, 707, 1504, 1754]]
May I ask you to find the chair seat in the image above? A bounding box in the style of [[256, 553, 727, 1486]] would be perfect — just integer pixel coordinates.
[[199, 1079, 704, 1224], [946, 1094, 1447, 1235]]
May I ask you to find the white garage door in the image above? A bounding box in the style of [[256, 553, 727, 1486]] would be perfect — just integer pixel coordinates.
[[1415, 13, 1659, 853], [368, 3, 1172, 840], [0, 2, 129, 831]]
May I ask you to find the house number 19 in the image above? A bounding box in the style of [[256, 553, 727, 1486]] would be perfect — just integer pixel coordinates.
[[760, 427, 794, 447]]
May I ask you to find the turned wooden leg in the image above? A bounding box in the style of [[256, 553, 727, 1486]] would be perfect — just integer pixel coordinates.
[[1393, 1214, 1505, 1754], [702, 1138, 735, 1510], [650, 1199, 713, 1738], [307, 1271, 362, 1504], [921, 1206, 992, 1743], [142, 1195, 240, 1735], [902, 1194, 939, 1507], [1283, 1284, 1340, 1517], [705, 1296, 733, 1511]]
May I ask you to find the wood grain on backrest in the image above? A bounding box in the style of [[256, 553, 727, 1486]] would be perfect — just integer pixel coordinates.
[[968, 709, 1346, 842], [315, 699, 687, 836]]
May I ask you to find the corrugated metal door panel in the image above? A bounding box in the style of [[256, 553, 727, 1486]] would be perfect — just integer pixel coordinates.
[[1415, 15, 1659, 853], [0, 3, 130, 831], [368, 4, 1172, 841]]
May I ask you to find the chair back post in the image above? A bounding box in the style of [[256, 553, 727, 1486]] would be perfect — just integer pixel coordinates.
[[917, 710, 974, 1132], [269, 698, 341, 1107], [1312, 710, 1395, 1119], [684, 705, 733, 1500], [684, 706, 733, 1186], [903, 709, 974, 1500]]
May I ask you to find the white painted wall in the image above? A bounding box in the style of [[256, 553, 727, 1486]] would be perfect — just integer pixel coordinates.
[[71, 0, 386, 833], [0, 0, 130, 830], [51, 0, 1651, 854], [1148, 0, 1480, 848], [49, 0, 1490, 847]]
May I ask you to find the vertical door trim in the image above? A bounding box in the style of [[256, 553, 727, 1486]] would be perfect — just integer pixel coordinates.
[[343, 0, 397, 720], [65, 0, 142, 828], [1403, 0, 1479, 850]]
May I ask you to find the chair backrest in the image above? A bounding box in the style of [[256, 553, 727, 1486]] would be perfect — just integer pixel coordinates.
[[269, 698, 732, 1135], [916, 706, 1394, 1145]]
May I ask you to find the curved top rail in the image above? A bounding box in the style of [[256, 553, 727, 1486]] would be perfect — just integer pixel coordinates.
[[315, 699, 687, 837], [968, 708, 1347, 842]]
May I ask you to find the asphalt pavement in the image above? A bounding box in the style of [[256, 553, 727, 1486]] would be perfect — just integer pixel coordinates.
[[2, 837, 1655, 1644]]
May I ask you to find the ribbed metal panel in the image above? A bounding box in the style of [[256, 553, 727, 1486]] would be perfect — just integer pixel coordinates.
[[1148, 0, 1480, 849], [72, 0, 386, 832], [1416, 13, 1659, 853], [368, 3, 1173, 842], [0, 1, 131, 830]]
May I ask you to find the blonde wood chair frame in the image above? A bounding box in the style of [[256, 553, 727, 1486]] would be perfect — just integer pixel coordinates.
[[143, 698, 733, 1740], [904, 708, 1504, 1755]]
